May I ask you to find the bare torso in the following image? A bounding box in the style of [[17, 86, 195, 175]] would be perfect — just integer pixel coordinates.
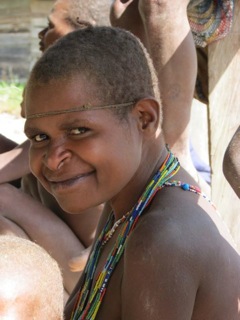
[[65, 170, 240, 319]]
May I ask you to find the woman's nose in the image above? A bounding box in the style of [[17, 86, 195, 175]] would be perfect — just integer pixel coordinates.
[[38, 27, 47, 40], [43, 141, 71, 171]]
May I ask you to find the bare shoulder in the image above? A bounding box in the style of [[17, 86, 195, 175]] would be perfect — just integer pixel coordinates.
[[125, 188, 204, 275], [121, 188, 202, 319], [126, 185, 239, 268], [122, 186, 240, 319]]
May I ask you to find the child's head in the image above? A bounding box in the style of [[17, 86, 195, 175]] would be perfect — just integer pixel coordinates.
[[38, 0, 110, 52], [0, 236, 64, 320]]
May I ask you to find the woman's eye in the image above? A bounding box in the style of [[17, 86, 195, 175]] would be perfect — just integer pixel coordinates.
[[69, 127, 88, 135], [34, 133, 48, 142]]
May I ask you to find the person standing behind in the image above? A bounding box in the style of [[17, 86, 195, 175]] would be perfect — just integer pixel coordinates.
[[110, 0, 234, 195], [110, 0, 203, 185]]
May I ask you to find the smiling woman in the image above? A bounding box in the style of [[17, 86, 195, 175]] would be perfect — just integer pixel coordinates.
[[24, 25, 240, 320], [24, 75, 143, 214]]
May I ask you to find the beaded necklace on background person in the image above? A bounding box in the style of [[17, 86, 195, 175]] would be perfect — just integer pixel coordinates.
[[70, 148, 206, 320]]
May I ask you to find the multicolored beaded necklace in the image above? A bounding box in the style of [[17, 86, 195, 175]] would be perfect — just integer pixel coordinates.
[[70, 149, 180, 320], [164, 180, 216, 209]]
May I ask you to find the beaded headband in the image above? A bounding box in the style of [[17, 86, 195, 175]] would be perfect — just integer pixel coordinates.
[[26, 101, 135, 120]]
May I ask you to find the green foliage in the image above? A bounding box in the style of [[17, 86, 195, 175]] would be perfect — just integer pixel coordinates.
[[0, 81, 25, 115]]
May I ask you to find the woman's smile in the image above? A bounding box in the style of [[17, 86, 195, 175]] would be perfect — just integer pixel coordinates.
[[44, 170, 96, 193]]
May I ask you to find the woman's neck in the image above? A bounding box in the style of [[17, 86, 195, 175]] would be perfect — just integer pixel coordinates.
[[109, 143, 171, 220]]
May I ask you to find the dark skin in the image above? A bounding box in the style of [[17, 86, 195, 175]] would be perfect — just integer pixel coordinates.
[[0, 134, 17, 153], [24, 70, 240, 319], [65, 167, 240, 320], [110, 0, 147, 45], [38, 0, 76, 53]]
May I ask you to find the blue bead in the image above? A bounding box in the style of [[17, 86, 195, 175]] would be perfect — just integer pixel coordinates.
[[181, 183, 190, 191]]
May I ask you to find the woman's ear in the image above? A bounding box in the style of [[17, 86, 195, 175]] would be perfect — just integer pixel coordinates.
[[133, 98, 161, 134]]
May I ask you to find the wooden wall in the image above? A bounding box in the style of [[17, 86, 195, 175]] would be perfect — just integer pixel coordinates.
[[208, 1, 240, 250], [0, 0, 54, 82]]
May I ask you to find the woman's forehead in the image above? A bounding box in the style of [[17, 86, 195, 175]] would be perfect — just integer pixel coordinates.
[[26, 101, 134, 120], [25, 76, 99, 117], [25, 76, 135, 120]]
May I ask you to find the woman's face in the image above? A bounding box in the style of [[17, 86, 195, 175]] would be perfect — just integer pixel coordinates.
[[24, 76, 143, 214]]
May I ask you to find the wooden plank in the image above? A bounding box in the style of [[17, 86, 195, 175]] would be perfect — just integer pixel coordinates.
[[0, 0, 29, 11], [0, 31, 31, 81], [208, 1, 240, 250], [29, 1, 55, 71], [0, 1, 30, 32], [0, 0, 54, 81], [31, 0, 54, 15], [0, 1, 31, 80]]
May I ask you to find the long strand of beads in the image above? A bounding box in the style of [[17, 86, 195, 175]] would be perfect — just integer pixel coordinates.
[[101, 212, 131, 246], [71, 148, 180, 320]]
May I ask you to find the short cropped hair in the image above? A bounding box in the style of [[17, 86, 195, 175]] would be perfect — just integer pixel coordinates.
[[65, 0, 110, 28], [28, 26, 160, 117], [0, 236, 64, 319]]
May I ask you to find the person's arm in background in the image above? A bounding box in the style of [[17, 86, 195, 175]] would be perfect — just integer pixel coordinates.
[[111, 0, 199, 181], [223, 125, 240, 198], [0, 139, 30, 183], [0, 134, 18, 152]]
